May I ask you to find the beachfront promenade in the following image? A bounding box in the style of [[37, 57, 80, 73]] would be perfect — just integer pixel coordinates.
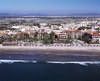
[[0, 44, 100, 52], [13, 42, 100, 47]]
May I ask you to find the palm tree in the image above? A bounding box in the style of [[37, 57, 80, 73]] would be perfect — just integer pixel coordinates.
[[65, 34, 72, 44], [49, 31, 55, 44], [81, 33, 92, 44], [33, 32, 38, 42], [42, 32, 50, 44]]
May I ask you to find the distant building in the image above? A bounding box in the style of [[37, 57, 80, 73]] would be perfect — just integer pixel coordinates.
[[91, 32, 100, 43]]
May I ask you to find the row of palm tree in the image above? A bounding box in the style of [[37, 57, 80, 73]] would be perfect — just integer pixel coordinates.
[[0, 31, 74, 44]]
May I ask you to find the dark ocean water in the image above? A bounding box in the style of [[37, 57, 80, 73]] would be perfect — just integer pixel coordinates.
[[0, 61, 100, 81], [0, 51, 100, 81]]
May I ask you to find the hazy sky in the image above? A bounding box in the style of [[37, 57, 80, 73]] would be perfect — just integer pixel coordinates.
[[0, 0, 100, 13]]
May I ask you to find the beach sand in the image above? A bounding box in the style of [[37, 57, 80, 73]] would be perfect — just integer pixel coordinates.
[[0, 46, 100, 55], [0, 46, 100, 61], [0, 46, 100, 51]]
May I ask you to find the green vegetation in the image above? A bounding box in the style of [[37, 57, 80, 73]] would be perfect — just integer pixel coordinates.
[[49, 31, 55, 44], [42, 32, 54, 44], [33, 32, 38, 42], [81, 33, 92, 44], [65, 35, 72, 44]]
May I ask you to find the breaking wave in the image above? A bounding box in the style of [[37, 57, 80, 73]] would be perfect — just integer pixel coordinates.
[[0, 60, 37, 64], [47, 61, 100, 66], [0, 60, 100, 66]]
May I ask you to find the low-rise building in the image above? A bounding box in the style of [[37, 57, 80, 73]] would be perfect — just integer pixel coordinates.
[[91, 32, 100, 44]]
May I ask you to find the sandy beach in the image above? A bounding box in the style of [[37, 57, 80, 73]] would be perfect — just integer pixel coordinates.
[[0, 46, 100, 61], [0, 46, 100, 52]]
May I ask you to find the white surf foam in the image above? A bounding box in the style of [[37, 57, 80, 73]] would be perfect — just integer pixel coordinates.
[[0, 60, 37, 64], [47, 61, 100, 66], [0, 60, 100, 66]]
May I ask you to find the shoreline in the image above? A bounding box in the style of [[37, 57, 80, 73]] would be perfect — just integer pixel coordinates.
[[0, 46, 100, 61]]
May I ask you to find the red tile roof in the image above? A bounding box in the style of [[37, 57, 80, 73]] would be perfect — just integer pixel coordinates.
[[92, 32, 100, 36]]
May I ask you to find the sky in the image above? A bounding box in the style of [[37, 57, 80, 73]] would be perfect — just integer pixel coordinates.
[[0, 0, 100, 14]]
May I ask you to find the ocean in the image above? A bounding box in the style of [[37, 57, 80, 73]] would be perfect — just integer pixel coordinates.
[[0, 60, 100, 81], [0, 51, 100, 81]]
